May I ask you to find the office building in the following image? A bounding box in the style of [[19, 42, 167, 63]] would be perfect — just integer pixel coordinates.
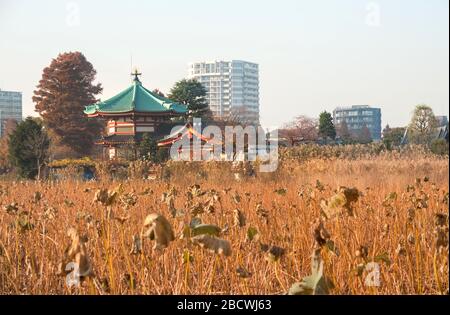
[[333, 105, 382, 140], [0, 89, 22, 137]]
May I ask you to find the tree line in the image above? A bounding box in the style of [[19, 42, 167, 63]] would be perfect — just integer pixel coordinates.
[[1, 51, 448, 179], [279, 111, 374, 146], [2, 51, 211, 179], [279, 105, 448, 151]]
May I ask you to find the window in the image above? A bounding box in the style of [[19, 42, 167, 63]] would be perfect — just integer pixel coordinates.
[[136, 126, 154, 133], [116, 126, 134, 134]]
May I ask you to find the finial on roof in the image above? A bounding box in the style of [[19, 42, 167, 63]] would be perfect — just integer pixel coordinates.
[[131, 68, 142, 82]]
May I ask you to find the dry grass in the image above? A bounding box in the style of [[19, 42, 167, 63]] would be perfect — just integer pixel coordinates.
[[0, 154, 448, 295]]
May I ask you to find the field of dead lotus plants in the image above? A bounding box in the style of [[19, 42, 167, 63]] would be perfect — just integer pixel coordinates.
[[0, 152, 448, 295]]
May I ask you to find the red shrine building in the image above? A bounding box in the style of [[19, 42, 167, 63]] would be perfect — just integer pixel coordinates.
[[84, 71, 188, 159], [157, 122, 223, 160]]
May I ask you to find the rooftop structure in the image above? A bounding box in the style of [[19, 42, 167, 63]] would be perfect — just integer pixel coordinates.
[[84, 70, 188, 159]]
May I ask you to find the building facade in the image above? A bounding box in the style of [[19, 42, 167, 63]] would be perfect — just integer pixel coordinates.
[[188, 60, 260, 125], [84, 71, 188, 160], [333, 105, 382, 140], [0, 89, 22, 137]]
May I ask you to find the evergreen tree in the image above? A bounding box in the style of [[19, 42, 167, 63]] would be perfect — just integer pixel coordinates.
[[8, 117, 50, 179], [138, 133, 157, 162], [318, 111, 336, 140], [168, 79, 210, 118], [152, 89, 165, 98]]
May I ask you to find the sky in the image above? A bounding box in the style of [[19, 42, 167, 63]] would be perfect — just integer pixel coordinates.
[[0, 0, 448, 129]]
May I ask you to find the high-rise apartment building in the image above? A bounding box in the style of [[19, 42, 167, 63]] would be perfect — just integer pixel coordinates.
[[0, 89, 22, 137], [333, 105, 382, 140], [188, 60, 259, 125]]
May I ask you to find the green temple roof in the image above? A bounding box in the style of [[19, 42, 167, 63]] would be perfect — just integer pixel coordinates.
[[84, 74, 187, 116]]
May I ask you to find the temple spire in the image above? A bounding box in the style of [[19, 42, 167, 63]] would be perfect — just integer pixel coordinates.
[[131, 68, 142, 83]]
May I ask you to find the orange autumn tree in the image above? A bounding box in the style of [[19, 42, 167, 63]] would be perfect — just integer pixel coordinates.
[[33, 52, 103, 156]]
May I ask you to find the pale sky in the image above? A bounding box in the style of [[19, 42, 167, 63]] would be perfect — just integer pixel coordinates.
[[0, 0, 448, 129]]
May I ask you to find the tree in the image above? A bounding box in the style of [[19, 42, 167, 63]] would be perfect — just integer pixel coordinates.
[[33, 52, 103, 156], [0, 137, 9, 173], [138, 133, 158, 162], [152, 89, 165, 98], [408, 104, 438, 144], [155, 147, 169, 163], [430, 139, 449, 156], [358, 125, 372, 144], [318, 111, 336, 140], [168, 79, 210, 117], [0, 119, 17, 173], [3, 118, 18, 137], [228, 106, 259, 127], [337, 121, 351, 143], [383, 126, 406, 149], [279, 116, 318, 145], [382, 124, 391, 136], [8, 117, 50, 180]]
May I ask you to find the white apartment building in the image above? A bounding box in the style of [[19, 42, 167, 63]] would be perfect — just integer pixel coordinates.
[[188, 60, 260, 125], [0, 89, 22, 137]]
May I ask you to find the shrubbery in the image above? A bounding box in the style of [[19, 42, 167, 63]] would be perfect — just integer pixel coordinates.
[[279, 143, 442, 161], [430, 139, 449, 156], [4, 142, 448, 181]]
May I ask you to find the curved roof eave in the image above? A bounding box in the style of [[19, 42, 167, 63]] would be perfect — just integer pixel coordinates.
[[84, 78, 188, 115], [92, 109, 187, 116]]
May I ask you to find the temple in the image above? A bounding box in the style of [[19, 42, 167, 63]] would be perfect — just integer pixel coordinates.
[[158, 122, 222, 160], [84, 70, 188, 159]]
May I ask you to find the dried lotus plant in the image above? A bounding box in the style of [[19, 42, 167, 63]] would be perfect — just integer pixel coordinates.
[[92, 184, 123, 206], [320, 186, 360, 219], [0, 149, 448, 295], [274, 188, 287, 196], [141, 213, 175, 249], [130, 235, 142, 255], [120, 193, 137, 209], [92, 189, 111, 205], [192, 234, 232, 257], [236, 266, 252, 278], [288, 247, 334, 295], [288, 217, 335, 295], [41, 206, 57, 220], [255, 202, 269, 223], [233, 209, 246, 227], [434, 213, 449, 253], [4, 202, 19, 214], [189, 184, 204, 198], [58, 227, 92, 279]]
